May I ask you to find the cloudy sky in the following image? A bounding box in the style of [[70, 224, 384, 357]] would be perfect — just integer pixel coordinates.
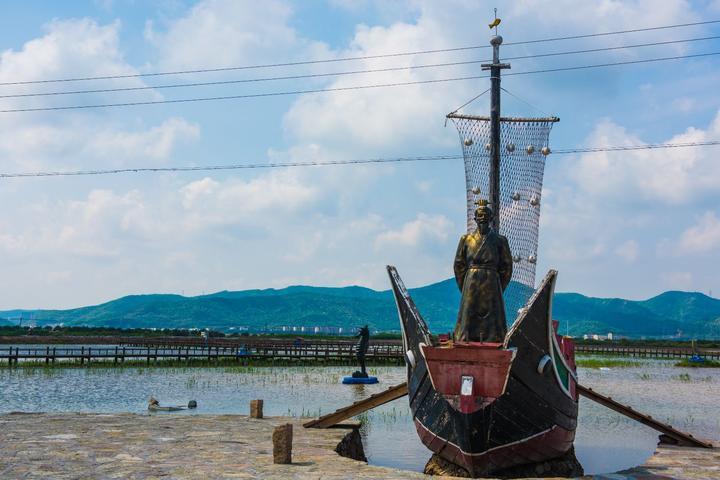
[[1, 0, 719, 309]]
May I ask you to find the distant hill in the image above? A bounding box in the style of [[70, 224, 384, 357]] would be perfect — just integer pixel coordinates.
[[2, 279, 719, 339]]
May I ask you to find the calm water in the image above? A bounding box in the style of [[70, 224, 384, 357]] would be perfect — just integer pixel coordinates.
[[1, 359, 718, 475]]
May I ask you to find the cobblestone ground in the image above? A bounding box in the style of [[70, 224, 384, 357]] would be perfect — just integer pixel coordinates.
[[0, 413, 717, 479]]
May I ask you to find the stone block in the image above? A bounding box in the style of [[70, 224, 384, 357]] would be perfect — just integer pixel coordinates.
[[272, 423, 293, 464], [250, 399, 263, 419]]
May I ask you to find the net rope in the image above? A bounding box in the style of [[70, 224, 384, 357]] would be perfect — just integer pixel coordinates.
[[448, 114, 556, 322]]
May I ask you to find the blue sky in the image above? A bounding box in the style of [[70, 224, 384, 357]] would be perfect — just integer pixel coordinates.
[[1, 0, 719, 309]]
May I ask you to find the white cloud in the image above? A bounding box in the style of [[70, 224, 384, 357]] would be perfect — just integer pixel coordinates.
[[661, 271, 693, 289], [614, 239, 639, 262], [0, 19, 199, 172], [0, 19, 151, 112], [0, 189, 154, 259], [0, 118, 199, 171], [679, 211, 720, 254], [570, 112, 720, 205], [2, 0, 719, 309], [282, 18, 472, 152], [145, 0, 330, 72], [375, 213, 452, 249], [179, 171, 319, 230]]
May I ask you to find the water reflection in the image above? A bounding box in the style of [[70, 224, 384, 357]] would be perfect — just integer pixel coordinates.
[[0, 360, 718, 475]]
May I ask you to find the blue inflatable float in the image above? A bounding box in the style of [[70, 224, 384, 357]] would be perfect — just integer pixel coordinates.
[[342, 376, 379, 384]]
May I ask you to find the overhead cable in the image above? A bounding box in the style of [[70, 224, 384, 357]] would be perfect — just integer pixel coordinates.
[[0, 19, 718, 87], [2, 141, 718, 179], [2, 35, 718, 100], [2, 51, 718, 114]]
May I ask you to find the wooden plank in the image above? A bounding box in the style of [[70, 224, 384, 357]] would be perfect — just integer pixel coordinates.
[[304, 382, 408, 429], [577, 384, 713, 449]]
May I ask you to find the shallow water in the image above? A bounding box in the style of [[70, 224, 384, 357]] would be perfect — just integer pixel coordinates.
[[0, 359, 718, 475]]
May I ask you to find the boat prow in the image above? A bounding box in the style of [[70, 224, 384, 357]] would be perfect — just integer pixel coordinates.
[[387, 265, 578, 476]]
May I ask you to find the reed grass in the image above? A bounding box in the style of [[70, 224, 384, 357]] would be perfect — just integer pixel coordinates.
[[575, 358, 642, 368], [675, 358, 720, 368]]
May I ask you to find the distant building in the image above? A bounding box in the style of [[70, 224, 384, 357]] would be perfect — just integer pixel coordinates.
[[583, 332, 614, 341]]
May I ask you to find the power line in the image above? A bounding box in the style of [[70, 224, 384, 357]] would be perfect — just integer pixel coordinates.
[[554, 140, 720, 154], [2, 141, 718, 179], [2, 51, 718, 114], [1, 19, 718, 87], [504, 19, 720, 46], [0, 154, 465, 178], [507, 51, 720, 78], [2, 35, 718, 100]]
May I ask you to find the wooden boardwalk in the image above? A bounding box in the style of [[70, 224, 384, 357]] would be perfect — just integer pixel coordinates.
[[2, 338, 719, 365], [0, 341, 404, 366], [574, 344, 720, 359]]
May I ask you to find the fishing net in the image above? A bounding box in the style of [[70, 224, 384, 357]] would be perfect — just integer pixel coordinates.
[[447, 114, 558, 323]]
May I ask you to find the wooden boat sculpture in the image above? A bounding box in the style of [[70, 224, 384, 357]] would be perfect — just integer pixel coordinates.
[[387, 265, 578, 476]]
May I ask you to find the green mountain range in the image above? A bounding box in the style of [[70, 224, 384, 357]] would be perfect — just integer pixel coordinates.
[[2, 279, 719, 338]]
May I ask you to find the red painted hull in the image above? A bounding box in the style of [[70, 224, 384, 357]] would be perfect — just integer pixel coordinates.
[[421, 343, 515, 414]]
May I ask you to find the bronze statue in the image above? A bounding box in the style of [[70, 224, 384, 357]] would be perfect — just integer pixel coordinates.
[[453, 199, 513, 342], [352, 325, 370, 378]]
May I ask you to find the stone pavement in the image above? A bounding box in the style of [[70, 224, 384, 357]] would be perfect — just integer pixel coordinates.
[[0, 413, 717, 479], [0, 413, 428, 480]]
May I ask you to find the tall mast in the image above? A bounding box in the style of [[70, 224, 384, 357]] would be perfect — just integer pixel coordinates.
[[481, 13, 510, 231]]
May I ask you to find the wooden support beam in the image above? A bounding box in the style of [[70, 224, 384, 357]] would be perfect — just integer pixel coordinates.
[[303, 382, 408, 429], [577, 384, 713, 449], [305, 380, 713, 451]]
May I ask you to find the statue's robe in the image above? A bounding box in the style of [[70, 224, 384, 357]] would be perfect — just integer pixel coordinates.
[[356, 331, 369, 373], [453, 229, 513, 343]]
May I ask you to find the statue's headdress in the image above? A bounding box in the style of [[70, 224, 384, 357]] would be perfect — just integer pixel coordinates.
[[474, 198, 494, 220]]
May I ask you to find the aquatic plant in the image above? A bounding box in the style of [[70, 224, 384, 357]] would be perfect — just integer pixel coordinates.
[[674, 359, 720, 368], [673, 373, 692, 382], [576, 358, 642, 368]]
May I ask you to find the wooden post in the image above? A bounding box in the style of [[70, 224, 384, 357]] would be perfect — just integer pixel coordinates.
[[272, 424, 293, 464], [250, 399, 263, 419]]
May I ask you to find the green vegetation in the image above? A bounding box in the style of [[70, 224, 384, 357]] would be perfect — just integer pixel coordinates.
[[674, 373, 693, 382], [0, 325, 225, 339], [2, 279, 719, 338], [575, 338, 720, 348], [675, 358, 720, 368], [575, 357, 642, 368]]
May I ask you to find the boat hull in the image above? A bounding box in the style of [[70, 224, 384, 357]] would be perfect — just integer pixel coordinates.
[[388, 266, 578, 476]]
